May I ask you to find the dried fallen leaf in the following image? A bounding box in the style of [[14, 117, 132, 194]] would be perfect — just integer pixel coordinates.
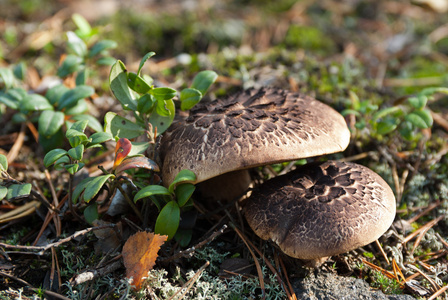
[[122, 231, 167, 290]]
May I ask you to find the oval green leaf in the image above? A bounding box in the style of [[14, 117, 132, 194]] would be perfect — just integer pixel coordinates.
[[127, 72, 152, 94], [175, 183, 195, 207], [0, 154, 8, 172], [0, 68, 14, 89], [405, 110, 433, 129], [180, 88, 202, 111], [57, 54, 83, 78], [83, 174, 115, 203], [109, 60, 138, 111], [168, 169, 196, 194], [155, 201, 180, 240], [59, 85, 94, 110], [84, 203, 99, 224], [150, 87, 177, 101], [190, 70, 218, 95], [148, 99, 175, 135], [134, 185, 171, 202], [104, 112, 146, 139], [67, 31, 87, 57], [45, 84, 70, 106], [88, 40, 117, 57], [21, 94, 53, 112], [137, 52, 156, 76], [88, 132, 113, 146], [38, 110, 65, 138], [71, 114, 103, 133], [0, 186, 7, 201], [68, 144, 84, 161], [7, 183, 32, 199], [44, 149, 68, 167]]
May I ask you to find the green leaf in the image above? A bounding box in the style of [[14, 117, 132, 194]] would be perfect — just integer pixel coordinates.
[[148, 99, 175, 135], [155, 201, 180, 240], [72, 14, 92, 38], [407, 95, 427, 110], [137, 94, 156, 114], [180, 88, 202, 111], [137, 52, 156, 76], [174, 228, 193, 247], [6, 183, 32, 199], [68, 119, 89, 132], [150, 87, 177, 101], [104, 112, 146, 139], [44, 149, 68, 167], [67, 31, 87, 57], [84, 203, 98, 224], [96, 56, 117, 66], [20, 94, 53, 112], [65, 99, 88, 115], [88, 132, 113, 146], [64, 163, 80, 175], [71, 114, 103, 133], [45, 84, 69, 106], [375, 119, 400, 135], [72, 177, 94, 203], [0, 154, 8, 172], [0, 68, 14, 89], [75, 68, 88, 86], [83, 174, 115, 203], [340, 109, 361, 117], [58, 85, 94, 110], [39, 129, 64, 152], [13, 62, 26, 81], [127, 72, 152, 94], [175, 183, 195, 207], [38, 111, 65, 138], [134, 185, 171, 202], [128, 141, 150, 156], [0, 93, 20, 109], [168, 169, 196, 194], [190, 70, 218, 95], [57, 54, 83, 78], [68, 144, 84, 161], [372, 106, 401, 122], [66, 129, 88, 148], [405, 110, 433, 129], [88, 40, 117, 57], [109, 60, 138, 111], [0, 186, 7, 201]]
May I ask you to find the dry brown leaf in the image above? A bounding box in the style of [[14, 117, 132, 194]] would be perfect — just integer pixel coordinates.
[[122, 231, 167, 290]]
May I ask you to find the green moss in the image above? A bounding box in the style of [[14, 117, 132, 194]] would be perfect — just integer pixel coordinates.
[[283, 25, 336, 54]]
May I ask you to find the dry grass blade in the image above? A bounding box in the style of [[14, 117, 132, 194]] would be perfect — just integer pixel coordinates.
[[167, 261, 210, 300], [402, 215, 445, 245], [230, 223, 266, 300], [375, 240, 390, 265], [362, 259, 401, 283], [391, 259, 406, 284], [6, 123, 26, 164], [427, 285, 448, 300], [406, 203, 439, 224], [407, 264, 441, 293], [0, 200, 41, 223]]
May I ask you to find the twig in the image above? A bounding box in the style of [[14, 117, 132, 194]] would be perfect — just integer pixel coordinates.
[[230, 223, 266, 300], [402, 215, 445, 245], [159, 224, 228, 263], [428, 285, 448, 300], [375, 240, 390, 265], [167, 261, 210, 300], [72, 260, 123, 286], [0, 224, 116, 255]]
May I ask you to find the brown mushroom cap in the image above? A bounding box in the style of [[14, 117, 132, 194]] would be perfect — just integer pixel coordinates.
[[244, 160, 396, 260], [159, 88, 350, 185]]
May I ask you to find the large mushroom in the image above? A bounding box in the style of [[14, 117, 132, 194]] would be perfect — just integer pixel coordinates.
[[159, 88, 350, 200], [244, 160, 396, 265]]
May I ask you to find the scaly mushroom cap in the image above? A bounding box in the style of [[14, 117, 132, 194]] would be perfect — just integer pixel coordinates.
[[159, 88, 350, 185], [244, 160, 396, 260]]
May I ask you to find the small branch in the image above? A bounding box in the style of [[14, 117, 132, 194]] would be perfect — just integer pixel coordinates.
[[0, 224, 116, 255], [159, 224, 228, 263]]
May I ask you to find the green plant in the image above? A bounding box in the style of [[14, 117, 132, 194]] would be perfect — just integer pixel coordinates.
[[105, 52, 217, 242], [342, 87, 448, 143], [0, 154, 32, 201], [0, 14, 116, 151]]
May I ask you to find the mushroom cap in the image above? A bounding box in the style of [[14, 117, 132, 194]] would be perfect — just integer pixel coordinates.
[[244, 160, 396, 260], [159, 88, 350, 185]]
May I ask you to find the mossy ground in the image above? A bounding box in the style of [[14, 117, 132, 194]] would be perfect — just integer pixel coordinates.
[[1, 0, 447, 299]]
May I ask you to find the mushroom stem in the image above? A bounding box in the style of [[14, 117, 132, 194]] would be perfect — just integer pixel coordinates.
[[196, 169, 252, 205]]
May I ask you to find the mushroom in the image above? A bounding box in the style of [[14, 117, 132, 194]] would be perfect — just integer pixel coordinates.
[[159, 88, 350, 200], [244, 160, 396, 265]]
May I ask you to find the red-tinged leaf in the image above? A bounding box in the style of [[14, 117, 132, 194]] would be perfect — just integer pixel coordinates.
[[113, 138, 132, 169], [114, 156, 160, 175], [122, 232, 168, 290]]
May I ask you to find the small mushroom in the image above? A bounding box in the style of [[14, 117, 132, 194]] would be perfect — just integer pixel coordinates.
[[159, 88, 350, 196], [244, 160, 396, 264]]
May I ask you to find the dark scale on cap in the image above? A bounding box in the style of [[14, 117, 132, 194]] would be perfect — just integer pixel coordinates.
[[159, 88, 350, 185], [244, 160, 396, 260]]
